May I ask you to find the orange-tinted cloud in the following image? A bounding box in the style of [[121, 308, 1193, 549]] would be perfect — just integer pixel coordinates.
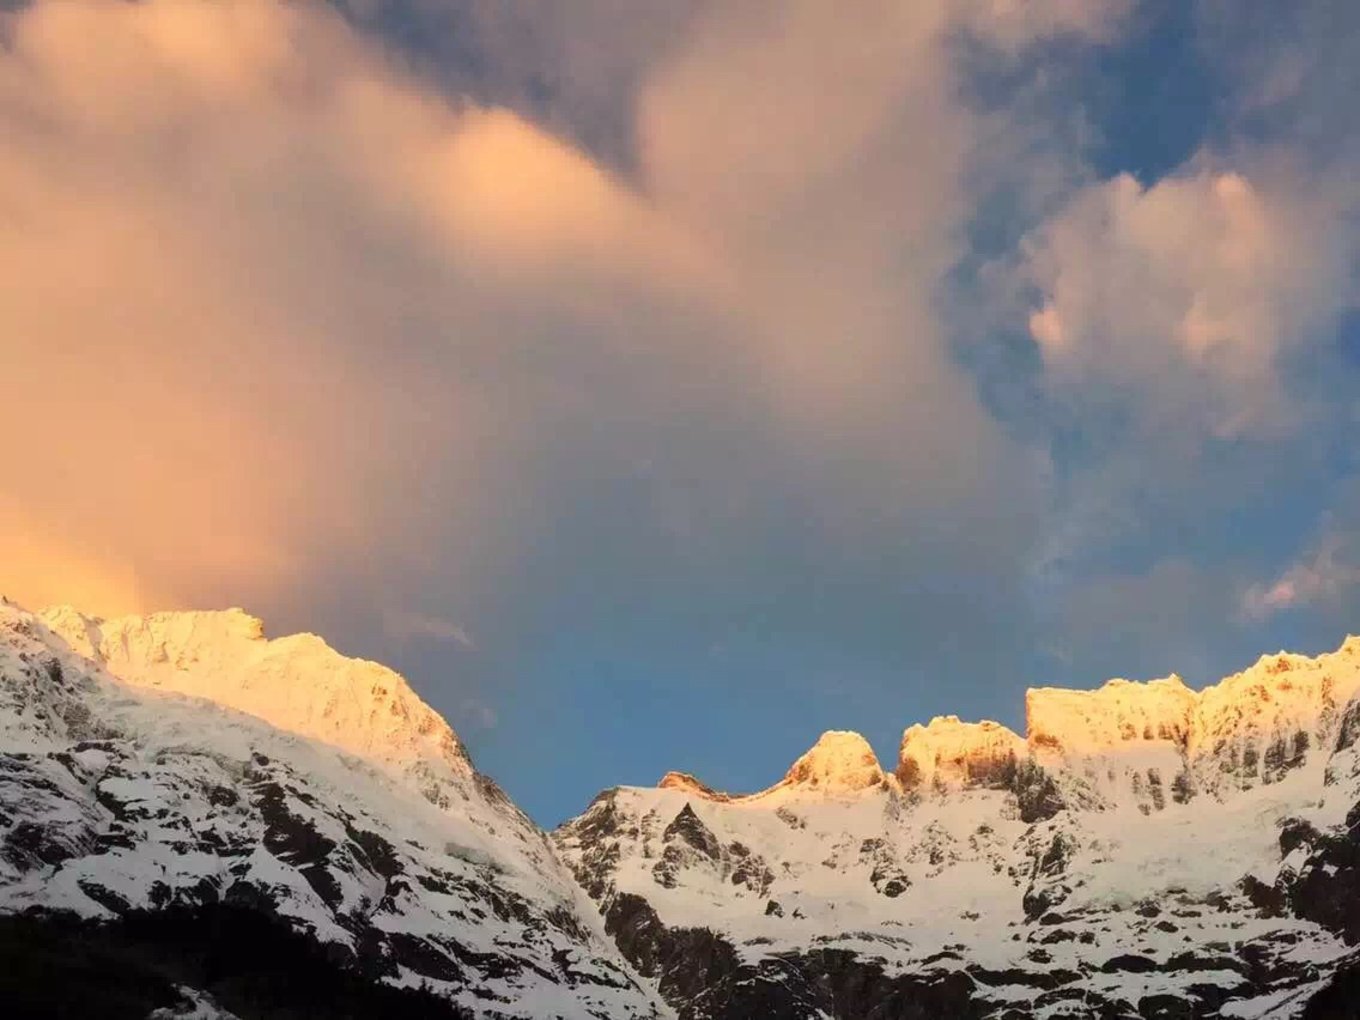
[[0, 502, 147, 617], [0, 0, 669, 617], [0, 0, 1125, 629], [1243, 511, 1360, 621]]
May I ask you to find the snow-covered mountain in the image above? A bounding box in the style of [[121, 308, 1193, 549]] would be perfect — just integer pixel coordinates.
[[4, 596, 1360, 1019], [556, 643, 1360, 1019], [0, 601, 668, 1019]]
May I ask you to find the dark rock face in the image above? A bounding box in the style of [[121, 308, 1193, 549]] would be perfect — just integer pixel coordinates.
[[1010, 759, 1064, 824], [252, 775, 343, 909], [1303, 957, 1360, 1019], [961, 750, 1023, 792], [596, 892, 1345, 1020], [1020, 828, 1077, 921], [597, 889, 1329, 1020], [0, 907, 470, 1020], [604, 892, 741, 1009], [1274, 802, 1360, 943], [586, 836, 1344, 1020], [745, 950, 982, 1020], [603, 890, 986, 1020], [1240, 874, 1288, 917], [2, 737, 623, 1005], [663, 803, 721, 860], [1336, 700, 1360, 755], [1280, 817, 1324, 857], [898, 748, 1019, 795]]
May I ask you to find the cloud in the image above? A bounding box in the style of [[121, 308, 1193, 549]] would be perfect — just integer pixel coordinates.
[[382, 608, 476, 650], [628, 0, 1132, 516], [1243, 515, 1360, 620], [460, 700, 499, 731], [1019, 159, 1357, 438], [1242, 555, 1359, 618], [0, 0, 1132, 620], [1195, 0, 1360, 164], [0, 500, 149, 617], [0, 0, 684, 618], [330, 0, 703, 171], [996, 0, 1360, 605]]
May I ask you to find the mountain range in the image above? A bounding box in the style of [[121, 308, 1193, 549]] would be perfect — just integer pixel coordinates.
[[3, 598, 1359, 1018]]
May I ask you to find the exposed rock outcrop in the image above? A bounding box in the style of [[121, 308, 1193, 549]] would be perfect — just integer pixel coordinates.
[[897, 716, 1024, 793]]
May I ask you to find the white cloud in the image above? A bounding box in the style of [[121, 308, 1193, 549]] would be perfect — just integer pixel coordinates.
[[1020, 160, 1357, 437]]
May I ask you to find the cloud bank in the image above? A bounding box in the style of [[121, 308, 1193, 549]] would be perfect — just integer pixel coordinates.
[[0, 0, 1120, 621]]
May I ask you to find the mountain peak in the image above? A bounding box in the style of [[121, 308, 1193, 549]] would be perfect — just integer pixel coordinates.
[[781, 730, 886, 793], [897, 715, 1024, 792], [1026, 673, 1197, 755], [37, 605, 469, 778], [657, 771, 732, 801], [652, 732, 888, 802]]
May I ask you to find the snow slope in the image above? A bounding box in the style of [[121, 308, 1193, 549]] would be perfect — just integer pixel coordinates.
[[0, 601, 669, 1019]]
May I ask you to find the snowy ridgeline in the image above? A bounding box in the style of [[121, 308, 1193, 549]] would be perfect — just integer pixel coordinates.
[[558, 638, 1360, 1018], [4, 600, 1360, 1019]]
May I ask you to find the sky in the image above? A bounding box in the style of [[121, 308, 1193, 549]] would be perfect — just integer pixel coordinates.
[[2, 0, 1359, 825]]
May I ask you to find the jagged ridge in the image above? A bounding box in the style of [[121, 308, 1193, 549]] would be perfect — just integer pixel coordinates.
[[639, 635, 1360, 810], [556, 634, 1360, 1019]]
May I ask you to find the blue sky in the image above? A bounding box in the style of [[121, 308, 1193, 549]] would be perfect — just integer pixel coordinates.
[[2, 0, 1358, 825]]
